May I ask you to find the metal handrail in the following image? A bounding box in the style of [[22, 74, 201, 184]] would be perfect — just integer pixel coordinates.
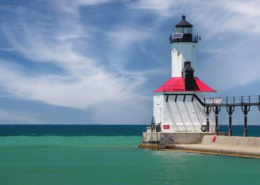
[[206, 95, 260, 106], [195, 91, 205, 103]]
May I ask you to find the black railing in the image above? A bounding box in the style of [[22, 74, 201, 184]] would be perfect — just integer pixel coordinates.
[[204, 95, 260, 137], [195, 91, 205, 104], [206, 95, 260, 107], [191, 94, 260, 137]]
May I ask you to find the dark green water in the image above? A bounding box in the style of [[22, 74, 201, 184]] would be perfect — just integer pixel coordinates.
[[0, 125, 260, 185]]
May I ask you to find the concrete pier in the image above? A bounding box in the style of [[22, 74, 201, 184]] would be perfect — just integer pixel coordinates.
[[140, 132, 260, 158]]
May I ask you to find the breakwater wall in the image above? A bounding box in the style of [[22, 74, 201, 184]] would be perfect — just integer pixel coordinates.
[[140, 132, 260, 158]]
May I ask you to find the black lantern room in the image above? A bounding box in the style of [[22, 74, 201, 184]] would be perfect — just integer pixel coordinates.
[[170, 15, 200, 43]]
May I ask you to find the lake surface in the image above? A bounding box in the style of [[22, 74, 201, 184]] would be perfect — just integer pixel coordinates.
[[0, 125, 260, 185]]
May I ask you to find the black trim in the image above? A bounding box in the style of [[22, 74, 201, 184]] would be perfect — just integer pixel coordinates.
[[163, 94, 205, 106], [192, 95, 195, 102], [194, 95, 205, 106]]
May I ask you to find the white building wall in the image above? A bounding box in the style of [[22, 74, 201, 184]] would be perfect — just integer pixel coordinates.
[[153, 93, 215, 133], [153, 95, 164, 124], [171, 42, 197, 77]]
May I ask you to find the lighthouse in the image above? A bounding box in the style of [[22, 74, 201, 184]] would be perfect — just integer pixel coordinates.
[[141, 15, 260, 158], [153, 15, 216, 133]]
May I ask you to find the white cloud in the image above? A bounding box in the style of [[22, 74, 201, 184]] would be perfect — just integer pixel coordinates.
[[222, 0, 260, 16], [200, 37, 260, 91], [129, 0, 194, 18], [130, 0, 201, 18], [107, 27, 152, 50], [0, 61, 145, 109], [130, 0, 260, 35], [77, 0, 112, 5], [0, 0, 153, 124], [130, 0, 260, 92], [53, 0, 112, 14], [2, 0, 260, 125]]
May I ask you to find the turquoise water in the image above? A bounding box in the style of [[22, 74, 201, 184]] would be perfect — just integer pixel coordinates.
[[0, 126, 260, 184]]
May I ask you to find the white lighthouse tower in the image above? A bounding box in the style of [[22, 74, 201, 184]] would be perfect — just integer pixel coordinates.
[[171, 15, 197, 77], [153, 15, 216, 133]]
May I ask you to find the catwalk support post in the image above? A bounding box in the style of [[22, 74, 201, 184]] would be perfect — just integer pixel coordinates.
[[204, 106, 211, 132], [226, 97, 235, 136], [241, 107, 250, 137], [226, 106, 235, 136], [213, 106, 221, 135]]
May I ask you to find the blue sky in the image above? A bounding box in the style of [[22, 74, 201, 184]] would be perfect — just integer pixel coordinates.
[[0, 0, 260, 125]]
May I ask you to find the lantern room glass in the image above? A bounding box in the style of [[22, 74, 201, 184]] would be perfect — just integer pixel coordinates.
[[175, 27, 192, 34]]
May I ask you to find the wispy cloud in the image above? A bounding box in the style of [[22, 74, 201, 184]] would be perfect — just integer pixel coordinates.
[[0, 47, 14, 51], [129, 0, 183, 18], [130, 0, 260, 91], [0, 0, 260, 124], [107, 27, 152, 51], [0, 0, 154, 124], [0, 108, 47, 124], [130, 0, 260, 35]]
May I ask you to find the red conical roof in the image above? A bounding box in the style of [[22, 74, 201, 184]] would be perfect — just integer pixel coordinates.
[[154, 77, 216, 93]]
